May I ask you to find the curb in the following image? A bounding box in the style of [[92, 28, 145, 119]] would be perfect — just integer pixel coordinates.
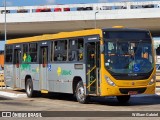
[[0, 91, 27, 98]]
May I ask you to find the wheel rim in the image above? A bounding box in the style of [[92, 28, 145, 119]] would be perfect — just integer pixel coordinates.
[[27, 83, 31, 95], [77, 86, 85, 101]]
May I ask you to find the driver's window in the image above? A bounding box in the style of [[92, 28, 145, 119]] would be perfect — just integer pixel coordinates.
[[107, 42, 116, 55], [118, 42, 129, 55]]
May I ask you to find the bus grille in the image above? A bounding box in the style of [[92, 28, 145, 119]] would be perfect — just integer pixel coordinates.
[[119, 88, 146, 94]]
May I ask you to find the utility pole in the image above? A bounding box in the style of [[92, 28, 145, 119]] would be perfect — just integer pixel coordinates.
[[4, 0, 7, 89], [4, 0, 7, 42], [95, 11, 99, 29]]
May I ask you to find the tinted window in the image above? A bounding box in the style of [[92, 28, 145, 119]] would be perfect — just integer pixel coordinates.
[[68, 38, 84, 61], [5, 45, 13, 63], [29, 43, 37, 62], [103, 31, 151, 40], [22, 44, 29, 63], [23, 43, 38, 63], [54, 40, 67, 61]]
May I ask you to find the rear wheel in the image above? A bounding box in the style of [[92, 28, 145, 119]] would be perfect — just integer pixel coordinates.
[[25, 78, 35, 98], [116, 95, 130, 103], [75, 81, 89, 104]]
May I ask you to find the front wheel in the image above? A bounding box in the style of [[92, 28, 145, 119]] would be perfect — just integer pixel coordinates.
[[75, 81, 89, 104], [116, 95, 130, 103]]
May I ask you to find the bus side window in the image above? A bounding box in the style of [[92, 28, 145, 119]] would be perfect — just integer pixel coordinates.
[[29, 43, 37, 62], [5, 45, 13, 63], [69, 39, 78, 61], [61, 40, 67, 61], [69, 38, 84, 61], [78, 38, 84, 61], [54, 41, 58, 61], [22, 44, 28, 62], [51, 41, 54, 62], [54, 40, 67, 61]]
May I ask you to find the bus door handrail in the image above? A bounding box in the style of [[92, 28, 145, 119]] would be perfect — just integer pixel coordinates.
[[87, 79, 96, 89], [87, 65, 96, 75]]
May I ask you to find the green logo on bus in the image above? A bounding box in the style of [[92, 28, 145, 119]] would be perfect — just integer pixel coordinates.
[[57, 67, 72, 76], [21, 53, 31, 71]]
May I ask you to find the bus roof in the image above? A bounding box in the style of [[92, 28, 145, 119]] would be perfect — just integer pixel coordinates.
[[6, 28, 149, 44], [6, 28, 102, 44]]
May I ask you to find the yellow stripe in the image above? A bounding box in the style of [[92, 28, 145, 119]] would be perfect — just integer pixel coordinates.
[[6, 29, 102, 44]]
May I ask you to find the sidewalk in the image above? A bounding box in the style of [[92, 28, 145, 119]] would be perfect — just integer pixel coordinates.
[[0, 87, 27, 98]]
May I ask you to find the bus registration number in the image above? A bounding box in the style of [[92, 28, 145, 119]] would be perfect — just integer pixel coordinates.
[[128, 91, 137, 95]]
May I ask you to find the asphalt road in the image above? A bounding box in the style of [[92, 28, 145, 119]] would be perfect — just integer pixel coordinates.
[[0, 92, 160, 120]]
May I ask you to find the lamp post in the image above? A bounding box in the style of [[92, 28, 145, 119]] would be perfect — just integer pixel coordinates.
[[94, 11, 99, 29], [4, 0, 7, 89], [4, 0, 7, 42]]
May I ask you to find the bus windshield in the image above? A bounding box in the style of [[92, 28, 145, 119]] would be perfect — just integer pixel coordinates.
[[103, 31, 154, 76]]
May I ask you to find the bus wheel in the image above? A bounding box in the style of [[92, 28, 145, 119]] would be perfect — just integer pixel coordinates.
[[25, 78, 34, 98], [116, 95, 130, 103], [75, 81, 89, 104]]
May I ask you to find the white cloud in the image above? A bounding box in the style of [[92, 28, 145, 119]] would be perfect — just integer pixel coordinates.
[[46, 0, 56, 5]]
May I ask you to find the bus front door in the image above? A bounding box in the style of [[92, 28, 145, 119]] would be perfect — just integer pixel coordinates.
[[40, 47, 48, 91], [13, 48, 21, 88], [86, 42, 100, 95]]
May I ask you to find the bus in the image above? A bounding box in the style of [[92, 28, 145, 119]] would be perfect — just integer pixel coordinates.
[[4, 28, 156, 103]]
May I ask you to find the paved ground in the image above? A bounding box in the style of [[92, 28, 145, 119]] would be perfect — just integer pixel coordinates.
[[0, 88, 160, 120], [1, 87, 160, 98]]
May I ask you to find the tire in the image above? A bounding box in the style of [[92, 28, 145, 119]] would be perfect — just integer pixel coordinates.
[[75, 81, 89, 104], [25, 78, 35, 98], [116, 95, 130, 103]]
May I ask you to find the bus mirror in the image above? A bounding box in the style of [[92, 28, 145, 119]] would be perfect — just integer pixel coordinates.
[[100, 45, 104, 53]]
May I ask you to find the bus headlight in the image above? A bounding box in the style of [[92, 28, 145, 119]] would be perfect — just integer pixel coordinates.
[[105, 76, 115, 86], [148, 76, 156, 85]]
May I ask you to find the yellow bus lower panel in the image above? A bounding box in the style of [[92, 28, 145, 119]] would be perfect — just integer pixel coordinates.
[[41, 90, 49, 94], [100, 84, 155, 96]]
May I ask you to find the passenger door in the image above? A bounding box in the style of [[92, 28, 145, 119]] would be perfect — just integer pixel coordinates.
[[13, 45, 21, 88], [39, 45, 48, 91], [85, 37, 100, 95]]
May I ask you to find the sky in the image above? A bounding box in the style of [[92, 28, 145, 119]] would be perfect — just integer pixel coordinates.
[[0, 0, 159, 50]]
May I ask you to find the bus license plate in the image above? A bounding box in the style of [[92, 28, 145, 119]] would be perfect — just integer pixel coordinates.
[[128, 91, 137, 95]]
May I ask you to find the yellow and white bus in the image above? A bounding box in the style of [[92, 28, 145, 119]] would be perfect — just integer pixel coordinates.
[[4, 28, 156, 103]]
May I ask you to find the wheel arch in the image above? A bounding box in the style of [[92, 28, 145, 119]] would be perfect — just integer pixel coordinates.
[[72, 76, 83, 94]]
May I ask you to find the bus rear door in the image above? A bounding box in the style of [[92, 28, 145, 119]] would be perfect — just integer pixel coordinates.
[[13, 45, 21, 88], [39, 42, 49, 92]]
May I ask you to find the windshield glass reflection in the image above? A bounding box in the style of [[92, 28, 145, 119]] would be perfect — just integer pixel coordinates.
[[104, 40, 153, 74]]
